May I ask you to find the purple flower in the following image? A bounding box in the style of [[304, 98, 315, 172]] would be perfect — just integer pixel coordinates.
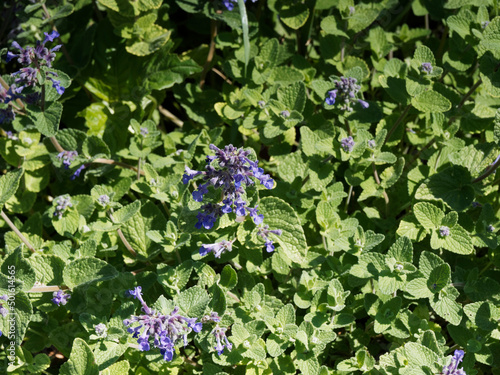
[[325, 90, 337, 105], [340, 136, 355, 152], [368, 139, 376, 149], [199, 239, 235, 258], [57, 150, 78, 169], [184, 144, 274, 229], [43, 30, 60, 43], [421, 62, 433, 74], [53, 195, 72, 218], [124, 287, 202, 361], [281, 110, 290, 118], [213, 326, 232, 355], [439, 226, 450, 237], [487, 225, 495, 233], [52, 290, 71, 306], [358, 99, 369, 108], [70, 165, 85, 180], [5, 35, 65, 94], [94, 323, 108, 338], [140, 127, 149, 136], [257, 225, 282, 253], [326, 76, 364, 111], [442, 349, 467, 375], [98, 195, 110, 205]]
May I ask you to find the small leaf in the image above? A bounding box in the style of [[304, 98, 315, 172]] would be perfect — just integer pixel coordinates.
[[0, 168, 23, 208], [411, 90, 451, 112], [28, 102, 63, 137], [63, 257, 119, 289]]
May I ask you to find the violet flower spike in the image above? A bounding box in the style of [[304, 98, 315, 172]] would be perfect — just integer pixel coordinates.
[[441, 349, 467, 375]]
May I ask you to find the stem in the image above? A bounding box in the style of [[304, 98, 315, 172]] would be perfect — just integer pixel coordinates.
[[109, 210, 137, 258], [1, 210, 36, 253], [472, 156, 500, 184], [344, 185, 353, 214], [158, 105, 184, 127], [137, 157, 142, 181], [237, 0, 250, 77], [457, 79, 482, 109], [227, 291, 241, 303], [372, 163, 389, 207], [27, 285, 60, 293], [49, 137, 65, 153], [92, 158, 145, 176], [385, 104, 411, 144], [200, 20, 217, 88]]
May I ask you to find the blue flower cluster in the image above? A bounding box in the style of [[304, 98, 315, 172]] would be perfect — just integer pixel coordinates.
[[442, 350, 467, 375], [223, 0, 257, 11], [123, 286, 202, 362], [6, 31, 65, 95], [52, 289, 71, 306], [57, 150, 85, 179], [340, 136, 355, 153], [257, 225, 282, 252], [202, 312, 233, 355], [421, 62, 433, 74], [439, 226, 450, 237], [325, 76, 369, 111], [183, 144, 273, 230], [53, 195, 72, 219], [199, 239, 236, 258]]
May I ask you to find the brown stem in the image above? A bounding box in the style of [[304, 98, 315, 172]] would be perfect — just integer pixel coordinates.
[[158, 105, 184, 127], [109, 209, 137, 258], [385, 104, 411, 144], [0, 210, 36, 253], [457, 79, 482, 109], [472, 156, 500, 184], [92, 158, 145, 176], [27, 285, 60, 293], [200, 20, 217, 88], [49, 137, 65, 153], [372, 163, 390, 206], [211, 67, 233, 85]]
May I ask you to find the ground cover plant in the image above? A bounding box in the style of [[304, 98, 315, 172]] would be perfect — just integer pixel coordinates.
[[0, 0, 499, 373]]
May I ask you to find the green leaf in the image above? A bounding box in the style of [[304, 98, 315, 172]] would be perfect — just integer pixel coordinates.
[[430, 290, 462, 325], [63, 257, 119, 289], [1, 248, 36, 292], [430, 224, 474, 255], [320, 16, 348, 37], [380, 157, 404, 188], [112, 201, 141, 224], [387, 236, 413, 263], [413, 202, 444, 230], [258, 197, 308, 264], [411, 90, 451, 112], [59, 338, 99, 375], [220, 265, 238, 290], [28, 102, 63, 137], [277, 82, 306, 113], [279, 3, 309, 30], [52, 209, 80, 236], [415, 166, 475, 212], [0, 168, 23, 208], [427, 264, 451, 293], [463, 301, 500, 331], [176, 286, 210, 317]]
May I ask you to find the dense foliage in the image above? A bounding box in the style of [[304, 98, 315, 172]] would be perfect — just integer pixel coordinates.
[[0, 0, 500, 374]]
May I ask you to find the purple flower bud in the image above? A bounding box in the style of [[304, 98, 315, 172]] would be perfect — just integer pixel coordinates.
[[52, 290, 71, 306], [43, 30, 60, 44], [70, 165, 85, 180], [421, 62, 433, 74], [281, 110, 290, 118], [199, 239, 235, 258], [358, 99, 369, 108], [340, 136, 355, 153], [439, 226, 450, 237]]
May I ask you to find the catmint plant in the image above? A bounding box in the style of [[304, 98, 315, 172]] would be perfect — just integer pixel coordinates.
[[439, 226, 450, 237], [421, 62, 434, 74]]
